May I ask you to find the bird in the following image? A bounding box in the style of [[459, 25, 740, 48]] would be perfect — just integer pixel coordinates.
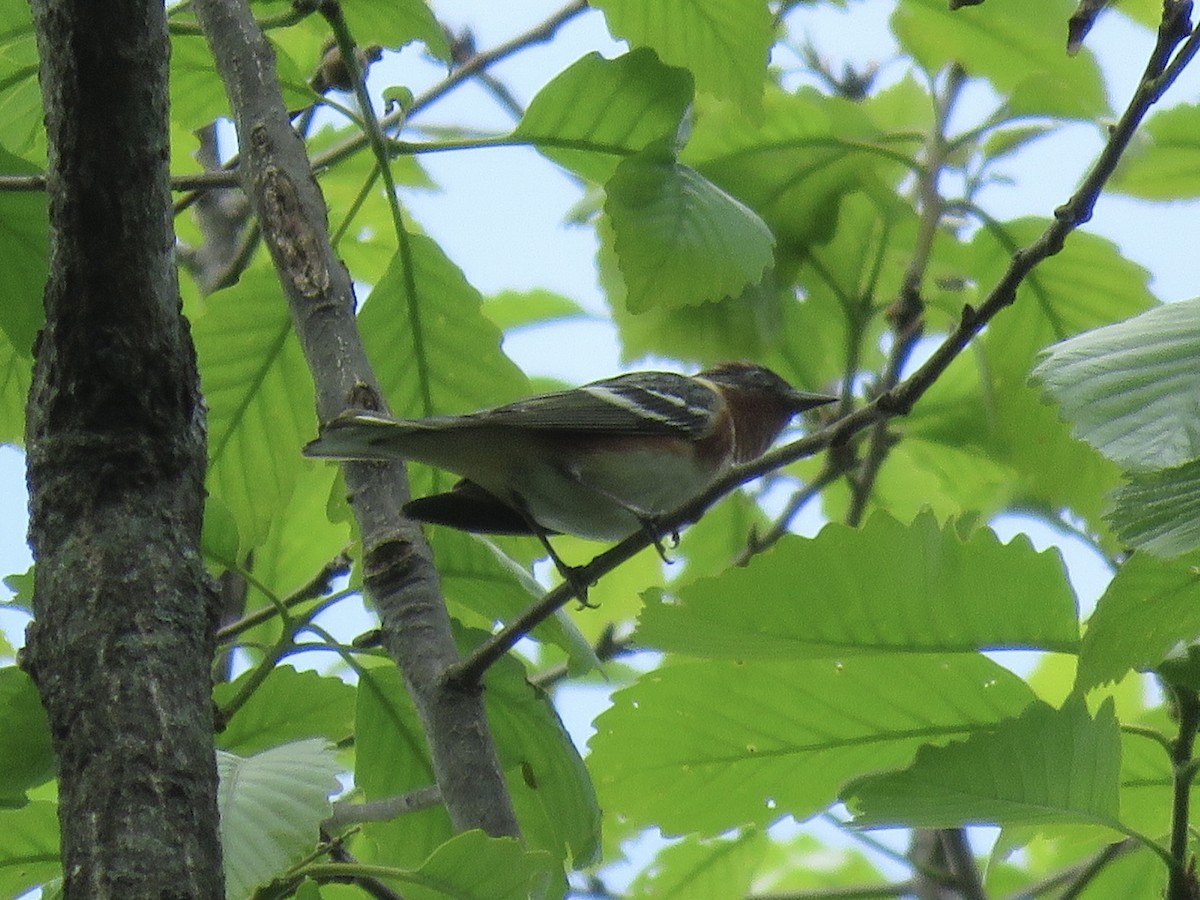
[[304, 362, 838, 597]]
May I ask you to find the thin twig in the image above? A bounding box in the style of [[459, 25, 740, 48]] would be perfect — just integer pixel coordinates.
[[1167, 684, 1200, 900], [1018, 838, 1138, 900], [215, 553, 351, 643], [325, 785, 443, 828], [847, 64, 965, 528], [748, 883, 916, 900]]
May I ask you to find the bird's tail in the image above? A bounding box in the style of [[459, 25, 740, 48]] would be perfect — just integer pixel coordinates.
[[303, 413, 437, 461]]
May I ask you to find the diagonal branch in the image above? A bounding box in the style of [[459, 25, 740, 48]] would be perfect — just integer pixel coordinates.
[[449, 1, 1200, 688], [191, 0, 519, 838]]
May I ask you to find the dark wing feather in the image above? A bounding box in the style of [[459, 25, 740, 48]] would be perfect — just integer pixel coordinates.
[[403, 480, 546, 535], [468, 371, 723, 437]]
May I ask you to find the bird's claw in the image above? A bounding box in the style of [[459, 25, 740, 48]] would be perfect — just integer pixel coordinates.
[[641, 518, 679, 564]]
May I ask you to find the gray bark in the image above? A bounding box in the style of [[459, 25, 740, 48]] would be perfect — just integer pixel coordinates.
[[23, 0, 223, 896]]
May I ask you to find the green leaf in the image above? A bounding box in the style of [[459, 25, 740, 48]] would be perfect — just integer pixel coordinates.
[[1034, 297, 1200, 472], [842, 698, 1121, 829], [371, 830, 556, 900], [481, 289, 589, 333], [1, 566, 32, 613], [1076, 553, 1200, 691], [684, 88, 911, 257], [514, 49, 693, 183], [170, 35, 233, 131], [354, 664, 449, 866], [1108, 459, 1200, 556], [982, 124, 1058, 161], [589, 654, 1035, 835], [479, 648, 601, 872], [0, 667, 54, 806], [0, 801, 59, 900], [1112, 103, 1200, 199], [214, 666, 355, 756], [0, 147, 46, 357], [0, 330, 32, 446], [194, 267, 317, 553], [975, 220, 1156, 374], [217, 739, 341, 900], [590, 0, 771, 114], [356, 653, 600, 875], [601, 217, 785, 364], [638, 512, 1079, 658], [337, 0, 450, 61], [605, 151, 774, 313], [752, 832, 888, 895], [233, 465, 351, 637], [893, 221, 1154, 534], [427, 527, 598, 672], [357, 236, 529, 434], [170, 33, 312, 134], [0, 0, 43, 162], [668, 491, 767, 589], [891, 0, 1108, 118], [627, 829, 768, 899]]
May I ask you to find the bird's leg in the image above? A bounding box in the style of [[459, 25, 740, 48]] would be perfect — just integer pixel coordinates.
[[636, 516, 677, 564], [509, 495, 595, 609]]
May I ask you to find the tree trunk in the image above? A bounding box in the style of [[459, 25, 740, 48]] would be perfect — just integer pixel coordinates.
[[23, 0, 223, 896]]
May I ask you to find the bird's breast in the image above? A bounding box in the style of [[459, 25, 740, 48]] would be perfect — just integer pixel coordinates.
[[509, 434, 734, 541]]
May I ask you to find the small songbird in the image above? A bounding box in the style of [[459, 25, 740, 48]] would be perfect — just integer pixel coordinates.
[[304, 363, 837, 584]]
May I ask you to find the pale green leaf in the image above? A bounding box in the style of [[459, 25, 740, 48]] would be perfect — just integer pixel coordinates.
[[975, 220, 1156, 372], [215, 666, 355, 756], [357, 237, 528, 432], [427, 527, 599, 671], [515, 49, 693, 183], [753, 831, 889, 895], [194, 267, 317, 553], [627, 830, 768, 899], [234, 465, 351, 634], [170, 33, 310, 133], [0, 331, 32, 446], [0, 801, 59, 900], [1108, 459, 1200, 556], [337, 0, 450, 60], [0, 147, 46, 357], [217, 739, 341, 900], [683, 88, 911, 256], [0, 0, 42, 162], [842, 698, 1121, 829], [1112, 103, 1200, 199], [891, 0, 1108, 118], [589, 654, 1035, 835], [1034, 297, 1200, 472], [356, 655, 599, 875], [590, 0, 771, 113], [1076, 553, 1200, 691], [0, 667, 53, 805], [481, 289, 589, 333], [638, 511, 1079, 658], [375, 831, 556, 900], [605, 153, 774, 313], [601, 217, 785, 364]]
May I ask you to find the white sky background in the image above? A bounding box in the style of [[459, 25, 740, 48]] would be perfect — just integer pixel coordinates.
[[1, 0, 1199, 881]]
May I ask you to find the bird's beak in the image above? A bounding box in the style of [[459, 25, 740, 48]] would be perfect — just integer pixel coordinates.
[[786, 390, 840, 413]]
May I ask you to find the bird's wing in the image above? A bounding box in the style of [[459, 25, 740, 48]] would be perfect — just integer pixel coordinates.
[[474, 371, 724, 437], [302, 372, 725, 461], [403, 480, 546, 536]]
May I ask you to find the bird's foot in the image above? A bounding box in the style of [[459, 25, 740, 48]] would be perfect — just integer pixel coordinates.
[[640, 517, 679, 564]]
